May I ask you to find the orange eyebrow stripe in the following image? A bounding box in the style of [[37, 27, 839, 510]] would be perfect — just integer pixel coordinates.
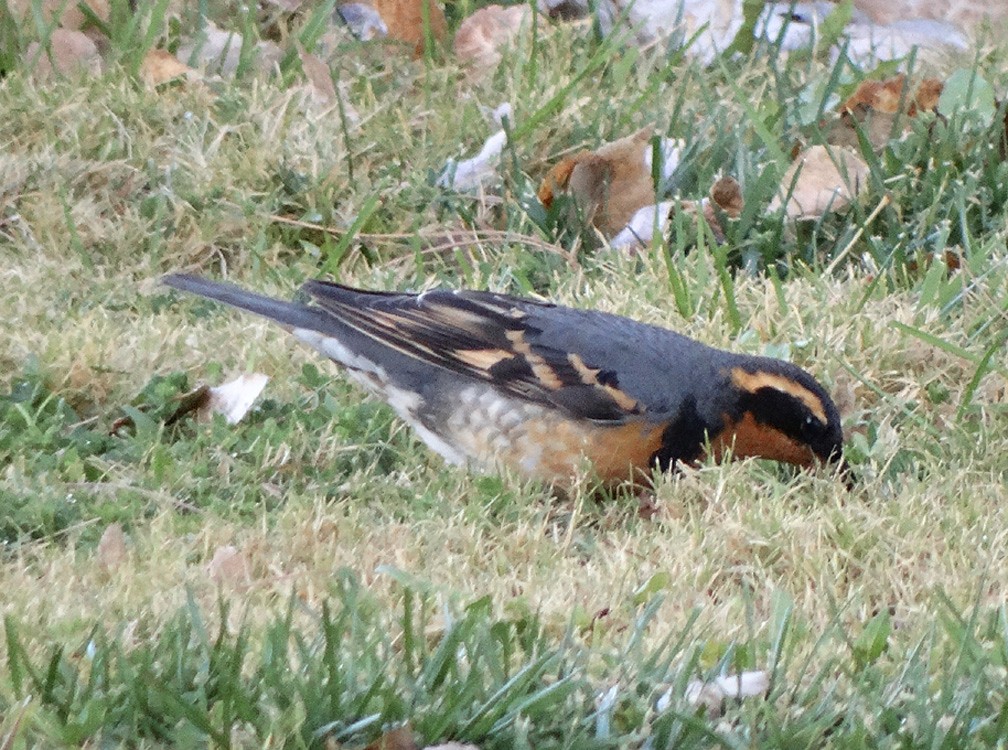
[[730, 367, 828, 424]]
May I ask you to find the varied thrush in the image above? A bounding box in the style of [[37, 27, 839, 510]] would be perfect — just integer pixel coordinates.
[[163, 274, 846, 486]]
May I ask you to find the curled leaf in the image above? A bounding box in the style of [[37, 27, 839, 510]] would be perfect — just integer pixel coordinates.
[[141, 49, 196, 86], [540, 128, 682, 237], [454, 4, 542, 72], [770, 145, 869, 220], [371, 0, 447, 54], [25, 29, 102, 80]]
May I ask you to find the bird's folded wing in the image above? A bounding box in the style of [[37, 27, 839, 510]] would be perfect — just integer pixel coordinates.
[[303, 281, 646, 423]]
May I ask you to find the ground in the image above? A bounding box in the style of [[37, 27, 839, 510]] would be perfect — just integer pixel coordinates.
[[1, 1, 1007, 746]]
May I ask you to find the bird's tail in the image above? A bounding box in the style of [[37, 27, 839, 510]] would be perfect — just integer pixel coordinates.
[[162, 273, 329, 331]]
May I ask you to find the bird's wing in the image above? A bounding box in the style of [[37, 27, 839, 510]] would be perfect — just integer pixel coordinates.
[[302, 281, 648, 423]]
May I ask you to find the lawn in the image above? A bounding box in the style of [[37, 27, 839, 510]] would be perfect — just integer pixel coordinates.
[[1, 0, 1007, 746]]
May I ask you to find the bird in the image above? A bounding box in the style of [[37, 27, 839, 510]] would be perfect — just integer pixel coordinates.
[[162, 274, 846, 487]]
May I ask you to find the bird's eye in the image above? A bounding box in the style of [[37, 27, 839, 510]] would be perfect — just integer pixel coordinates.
[[801, 414, 825, 439]]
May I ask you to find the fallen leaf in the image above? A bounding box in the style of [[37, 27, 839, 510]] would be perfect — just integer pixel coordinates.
[[937, 68, 996, 122], [25, 29, 102, 80], [454, 4, 541, 71], [705, 175, 743, 237], [825, 74, 943, 150], [824, 107, 901, 151], [140, 48, 195, 86], [840, 74, 942, 116], [365, 726, 418, 750], [769, 145, 869, 219], [207, 545, 251, 587], [298, 45, 338, 105], [6, 0, 109, 31], [540, 128, 683, 237], [608, 173, 738, 250], [371, 0, 447, 54], [96, 523, 128, 572]]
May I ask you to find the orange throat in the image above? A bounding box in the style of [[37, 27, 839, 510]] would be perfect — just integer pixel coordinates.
[[706, 412, 817, 467]]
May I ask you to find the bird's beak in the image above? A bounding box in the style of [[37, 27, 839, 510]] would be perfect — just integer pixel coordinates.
[[834, 457, 855, 490]]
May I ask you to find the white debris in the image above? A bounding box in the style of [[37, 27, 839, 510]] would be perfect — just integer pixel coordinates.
[[756, 2, 968, 65], [657, 669, 769, 718], [596, 0, 744, 65], [201, 373, 269, 424], [609, 200, 675, 250], [645, 137, 684, 182], [437, 128, 508, 192]]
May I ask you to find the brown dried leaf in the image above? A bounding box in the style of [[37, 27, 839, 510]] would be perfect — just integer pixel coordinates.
[[454, 4, 540, 71], [365, 726, 418, 750], [371, 0, 448, 54], [828, 74, 944, 150], [207, 545, 251, 588], [140, 48, 195, 86], [842, 74, 908, 115], [25, 29, 102, 80], [824, 107, 900, 151], [538, 153, 583, 207], [7, 0, 109, 31], [540, 127, 658, 236], [913, 78, 944, 115], [710, 176, 743, 215], [608, 172, 735, 250], [96, 523, 128, 572], [769, 145, 869, 220], [840, 74, 943, 117], [297, 45, 337, 105]]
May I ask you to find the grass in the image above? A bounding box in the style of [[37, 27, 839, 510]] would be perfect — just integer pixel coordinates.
[[1, 0, 1008, 745]]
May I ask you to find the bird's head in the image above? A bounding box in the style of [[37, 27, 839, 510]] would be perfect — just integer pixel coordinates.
[[709, 360, 846, 473]]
